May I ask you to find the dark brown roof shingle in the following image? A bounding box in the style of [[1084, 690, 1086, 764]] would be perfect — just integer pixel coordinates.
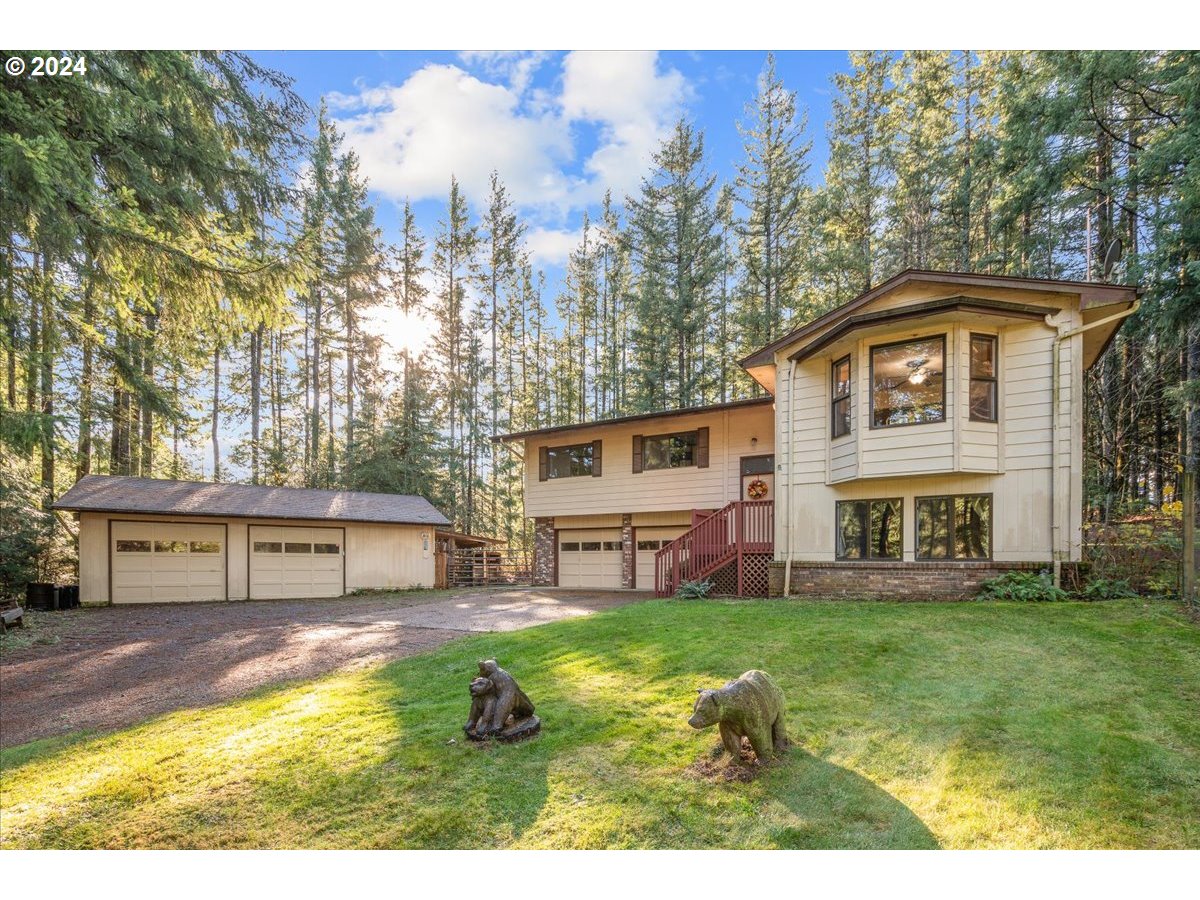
[[53, 475, 451, 527]]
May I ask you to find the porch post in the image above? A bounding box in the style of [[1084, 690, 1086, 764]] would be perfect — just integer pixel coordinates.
[[735, 501, 744, 596]]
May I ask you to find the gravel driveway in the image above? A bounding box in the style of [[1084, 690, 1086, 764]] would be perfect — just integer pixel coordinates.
[[0, 588, 647, 748]]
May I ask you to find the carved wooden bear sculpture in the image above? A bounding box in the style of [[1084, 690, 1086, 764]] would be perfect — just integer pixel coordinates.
[[464, 676, 498, 738], [688, 669, 787, 764], [466, 659, 535, 737]]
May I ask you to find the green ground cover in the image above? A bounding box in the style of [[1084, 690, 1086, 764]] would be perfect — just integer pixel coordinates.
[[2, 598, 1197, 848]]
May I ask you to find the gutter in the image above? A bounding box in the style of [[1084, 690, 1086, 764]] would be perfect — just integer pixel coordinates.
[[782, 359, 798, 597], [1045, 299, 1140, 586]]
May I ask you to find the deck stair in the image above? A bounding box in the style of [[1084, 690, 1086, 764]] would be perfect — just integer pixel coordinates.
[[654, 499, 773, 597]]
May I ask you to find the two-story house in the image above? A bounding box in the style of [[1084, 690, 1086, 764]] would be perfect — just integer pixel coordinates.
[[497, 270, 1139, 599]]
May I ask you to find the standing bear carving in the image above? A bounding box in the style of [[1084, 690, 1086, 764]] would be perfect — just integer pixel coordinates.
[[688, 670, 787, 764]]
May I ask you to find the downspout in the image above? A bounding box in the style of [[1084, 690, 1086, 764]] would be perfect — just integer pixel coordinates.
[[782, 359, 798, 597], [1045, 300, 1140, 586]]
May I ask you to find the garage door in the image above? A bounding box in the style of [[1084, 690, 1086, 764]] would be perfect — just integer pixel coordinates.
[[635, 526, 687, 591], [249, 526, 344, 599], [111, 521, 226, 603], [558, 528, 622, 589]]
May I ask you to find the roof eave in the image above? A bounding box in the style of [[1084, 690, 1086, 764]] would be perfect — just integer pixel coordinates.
[[51, 503, 450, 528], [785, 296, 1058, 364], [493, 396, 775, 443], [738, 269, 1138, 371]]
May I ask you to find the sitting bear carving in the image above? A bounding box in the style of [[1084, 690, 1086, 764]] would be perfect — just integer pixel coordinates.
[[464, 659, 536, 740]]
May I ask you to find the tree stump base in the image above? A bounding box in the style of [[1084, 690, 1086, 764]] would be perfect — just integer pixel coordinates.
[[466, 714, 541, 743]]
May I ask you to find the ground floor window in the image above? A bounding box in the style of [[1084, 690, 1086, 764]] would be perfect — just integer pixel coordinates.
[[916, 494, 992, 559], [836, 498, 902, 560]]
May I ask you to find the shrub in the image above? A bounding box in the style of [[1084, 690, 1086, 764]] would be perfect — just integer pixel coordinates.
[[1078, 577, 1137, 601], [675, 579, 714, 599], [977, 570, 1068, 603]]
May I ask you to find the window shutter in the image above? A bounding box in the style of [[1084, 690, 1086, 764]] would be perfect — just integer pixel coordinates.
[[696, 427, 710, 468], [632, 435, 643, 473], [538, 446, 548, 482], [592, 439, 603, 477]]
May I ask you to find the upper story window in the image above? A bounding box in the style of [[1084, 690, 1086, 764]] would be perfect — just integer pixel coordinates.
[[969, 334, 998, 423], [870, 335, 946, 428], [539, 440, 601, 481], [831, 355, 852, 439], [633, 427, 710, 472]]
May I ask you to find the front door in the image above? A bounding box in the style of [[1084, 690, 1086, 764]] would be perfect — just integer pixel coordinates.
[[740, 454, 775, 501]]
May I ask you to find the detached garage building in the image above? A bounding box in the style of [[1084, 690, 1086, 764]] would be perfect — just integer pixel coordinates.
[[55, 475, 450, 604]]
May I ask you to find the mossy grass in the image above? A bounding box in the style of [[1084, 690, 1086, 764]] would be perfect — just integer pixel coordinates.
[[2, 598, 1198, 848]]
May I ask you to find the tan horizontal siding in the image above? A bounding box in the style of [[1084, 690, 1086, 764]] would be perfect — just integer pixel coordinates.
[[77, 512, 431, 603], [523, 404, 775, 518]]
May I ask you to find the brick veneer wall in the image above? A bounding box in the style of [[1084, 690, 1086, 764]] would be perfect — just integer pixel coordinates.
[[621, 514, 635, 589], [768, 560, 1061, 601], [533, 517, 556, 586]]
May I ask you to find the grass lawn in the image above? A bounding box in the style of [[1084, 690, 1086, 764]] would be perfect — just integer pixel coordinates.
[[2, 597, 1198, 849]]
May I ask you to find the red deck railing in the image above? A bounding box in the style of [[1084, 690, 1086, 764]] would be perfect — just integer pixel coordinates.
[[654, 499, 773, 597]]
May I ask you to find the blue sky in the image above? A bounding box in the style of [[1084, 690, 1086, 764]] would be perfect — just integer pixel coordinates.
[[251, 51, 850, 280]]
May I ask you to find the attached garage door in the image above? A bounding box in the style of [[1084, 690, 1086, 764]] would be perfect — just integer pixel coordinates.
[[249, 526, 344, 599], [111, 521, 226, 603], [635, 526, 687, 591], [558, 528, 622, 589]]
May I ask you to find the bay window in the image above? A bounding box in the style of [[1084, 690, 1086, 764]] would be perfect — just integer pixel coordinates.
[[831, 355, 851, 438], [970, 334, 998, 423], [870, 335, 946, 428]]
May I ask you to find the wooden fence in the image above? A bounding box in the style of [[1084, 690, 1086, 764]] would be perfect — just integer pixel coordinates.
[[444, 548, 531, 588]]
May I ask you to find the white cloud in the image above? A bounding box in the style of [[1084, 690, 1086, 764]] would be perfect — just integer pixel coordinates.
[[331, 52, 689, 218], [458, 51, 551, 96], [525, 226, 581, 268], [334, 64, 573, 212], [559, 51, 691, 201]]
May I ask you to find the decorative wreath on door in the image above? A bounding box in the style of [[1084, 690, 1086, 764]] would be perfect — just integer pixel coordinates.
[[747, 478, 769, 500]]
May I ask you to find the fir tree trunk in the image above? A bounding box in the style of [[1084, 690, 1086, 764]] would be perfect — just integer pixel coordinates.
[[211, 344, 221, 481], [140, 308, 156, 476], [40, 252, 53, 509], [77, 269, 94, 482], [251, 323, 262, 484]]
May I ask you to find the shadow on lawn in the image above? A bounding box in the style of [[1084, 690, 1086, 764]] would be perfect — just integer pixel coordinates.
[[762, 747, 940, 849]]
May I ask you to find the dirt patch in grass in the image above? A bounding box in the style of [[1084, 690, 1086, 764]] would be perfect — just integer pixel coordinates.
[[685, 737, 790, 783]]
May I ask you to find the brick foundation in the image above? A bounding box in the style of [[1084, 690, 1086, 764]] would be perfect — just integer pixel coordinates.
[[621, 514, 635, 589], [533, 517, 556, 586], [768, 560, 1071, 601]]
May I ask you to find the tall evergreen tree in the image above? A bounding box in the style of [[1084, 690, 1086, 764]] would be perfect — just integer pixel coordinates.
[[626, 119, 722, 410], [734, 53, 812, 344], [429, 177, 478, 529]]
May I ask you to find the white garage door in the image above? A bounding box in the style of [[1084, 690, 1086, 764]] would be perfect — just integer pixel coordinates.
[[636, 526, 687, 591], [249, 526, 344, 599], [111, 521, 226, 603], [558, 528, 623, 589]]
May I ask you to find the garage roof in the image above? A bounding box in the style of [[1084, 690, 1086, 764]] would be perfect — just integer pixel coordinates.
[[54, 475, 451, 527]]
